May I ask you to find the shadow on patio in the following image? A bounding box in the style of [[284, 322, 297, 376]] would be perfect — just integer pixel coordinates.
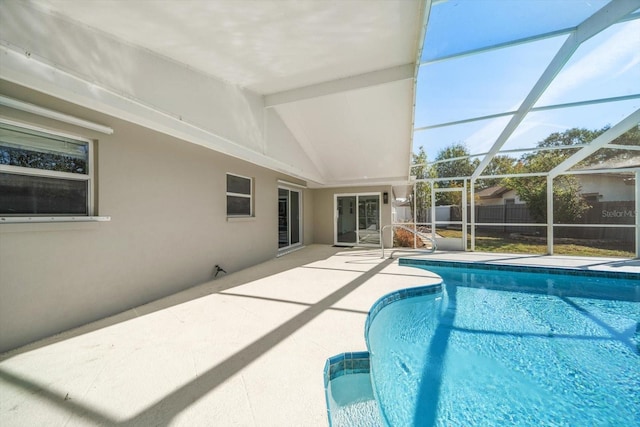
[[1, 246, 418, 426]]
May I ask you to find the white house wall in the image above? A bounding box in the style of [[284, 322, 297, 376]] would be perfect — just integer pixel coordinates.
[[578, 174, 636, 202], [0, 82, 310, 352], [274, 80, 414, 185], [264, 108, 324, 183]]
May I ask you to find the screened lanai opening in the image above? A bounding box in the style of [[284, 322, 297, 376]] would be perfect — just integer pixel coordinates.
[[396, 0, 640, 257]]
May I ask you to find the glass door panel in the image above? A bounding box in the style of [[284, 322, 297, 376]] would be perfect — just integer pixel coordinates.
[[279, 187, 302, 249], [290, 190, 300, 245], [336, 196, 357, 244], [358, 195, 380, 245], [278, 188, 289, 248]]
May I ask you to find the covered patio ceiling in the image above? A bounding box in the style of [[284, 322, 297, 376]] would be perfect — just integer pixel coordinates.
[[0, 0, 426, 188]]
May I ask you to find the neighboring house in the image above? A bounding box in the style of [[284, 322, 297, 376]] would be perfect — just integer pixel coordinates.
[[475, 185, 523, 206], [475, 166, 637, 206], [0, 2, 419, 352], [573, 157, 639, 202], [579, 173, 636, 202]]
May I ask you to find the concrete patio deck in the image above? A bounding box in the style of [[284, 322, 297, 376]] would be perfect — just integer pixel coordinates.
[[1, 245, 638, 426]]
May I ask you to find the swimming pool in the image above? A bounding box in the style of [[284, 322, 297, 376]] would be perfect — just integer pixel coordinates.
[[326, 260, 640, 426]]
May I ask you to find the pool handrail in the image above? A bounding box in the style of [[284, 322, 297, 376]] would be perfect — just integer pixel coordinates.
[[380, 224, 437, 259]]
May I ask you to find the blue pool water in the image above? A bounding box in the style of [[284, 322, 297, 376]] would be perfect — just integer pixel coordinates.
[[366, 265, 640, 426], [328, 373, 383, 426]]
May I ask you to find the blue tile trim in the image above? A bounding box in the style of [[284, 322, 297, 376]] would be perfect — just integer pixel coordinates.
[[323, 352, 371, 427], [324, 351, 371, 381], [399, 258, 640, 280], [364, 283, 443, 344]]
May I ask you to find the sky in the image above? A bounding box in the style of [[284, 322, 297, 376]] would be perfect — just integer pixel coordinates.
[[413, 0, 640, 162]]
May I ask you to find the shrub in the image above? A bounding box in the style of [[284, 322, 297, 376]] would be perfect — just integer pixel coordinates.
[[393, 227, 425, 248]]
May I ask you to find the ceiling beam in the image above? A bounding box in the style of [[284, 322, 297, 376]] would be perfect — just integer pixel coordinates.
[[548, 108, 640, 178], [264, 63, 414, 107], [471, 0, 640, 180]]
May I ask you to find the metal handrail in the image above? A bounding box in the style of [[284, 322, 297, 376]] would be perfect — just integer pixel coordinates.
[[380, 224, 437, 259]]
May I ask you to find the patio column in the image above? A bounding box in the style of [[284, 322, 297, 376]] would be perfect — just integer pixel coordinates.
[[547, 175, 554, 255], [470, 178, 476, 252], [636, 171, 639, 258], [413, 182, 417, 249], [431, 180, 436, 244]]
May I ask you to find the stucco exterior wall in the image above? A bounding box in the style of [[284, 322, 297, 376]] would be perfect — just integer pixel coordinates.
[[578, 174, 635, 202], [312, 185, 393, 248], [0, 83, 310, 352]]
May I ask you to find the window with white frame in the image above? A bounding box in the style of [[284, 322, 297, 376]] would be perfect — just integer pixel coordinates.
[[226, 173, 253, 217], [0, 121, 92, 216]]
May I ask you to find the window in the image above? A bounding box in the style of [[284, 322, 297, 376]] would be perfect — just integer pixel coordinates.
[[226, 173, 253, 217], [582, 193, 600, 203], [0, 121, 92, 216]]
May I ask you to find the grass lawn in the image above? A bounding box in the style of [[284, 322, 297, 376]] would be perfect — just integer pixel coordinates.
[[432, 229, 635, 258]]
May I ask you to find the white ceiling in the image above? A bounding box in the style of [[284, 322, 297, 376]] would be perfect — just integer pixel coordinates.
[[35, 0, 421, 95], [274, 79, 415, 185], [2, 0, 425, 187]]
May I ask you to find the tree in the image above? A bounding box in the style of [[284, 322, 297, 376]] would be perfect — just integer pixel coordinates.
[[477, 155, 516, 189], [506, 173, 587, 224], [577, 124, 640, 167], [433, 143, 479, 205], [536, 127, 603, 148], [434, 143, 478, 180], [531, 125, 639, 167], [505, 128, 594, 223], [409, 146, 435, 223]]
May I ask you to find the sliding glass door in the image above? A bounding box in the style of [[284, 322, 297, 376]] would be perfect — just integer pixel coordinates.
[[357, 195, 380, 245], [335, 193, 380, 246], [279, 187, 301, 249], [336, 196, 357, 244]]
